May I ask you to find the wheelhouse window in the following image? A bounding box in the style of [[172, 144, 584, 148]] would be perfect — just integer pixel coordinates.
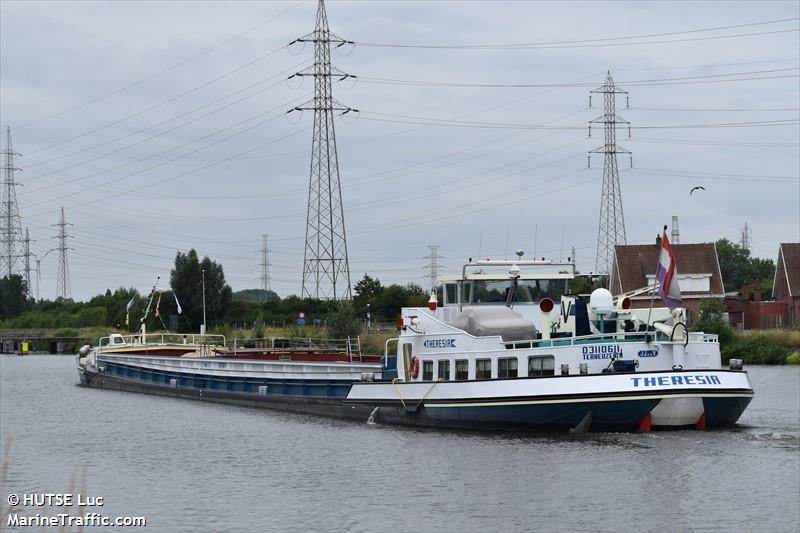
[[444, 283, 457, 305], [455, 360, 469, 381], [528, 356, 555, 377], [438, 360, 451, 381], [422, 360, 434, 381], [498, 357, 518, 378], [476, 358, 492, 380]]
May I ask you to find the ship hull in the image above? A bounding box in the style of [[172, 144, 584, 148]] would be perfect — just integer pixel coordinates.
[[78, 368, 377, 422], [78, 362, 752, 431]]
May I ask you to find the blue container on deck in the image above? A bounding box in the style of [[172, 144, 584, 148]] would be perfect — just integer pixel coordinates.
[[613, 359, 637, 373]]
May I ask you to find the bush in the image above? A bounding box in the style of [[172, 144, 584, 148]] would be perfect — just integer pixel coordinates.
[[786, 352, 800, 365], [722, 330, 798, 365], [54, 327, 79, 337]]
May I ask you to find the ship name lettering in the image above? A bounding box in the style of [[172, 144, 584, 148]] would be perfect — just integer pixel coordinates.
[[630, 375, 722, 387], [423, 338, 457, 349]]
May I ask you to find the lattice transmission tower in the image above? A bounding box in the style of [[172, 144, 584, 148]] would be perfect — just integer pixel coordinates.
[[23, 228, 34, 292], [260, 234, 272, 292], [740, 222, 752, 252], [424, 245, 442, 290], [671, 215, 680, 245], [289, 0, 355, 300], [1, 126, 24, 279], [53, 206, 73, 300], [589, 72, 631, 276]]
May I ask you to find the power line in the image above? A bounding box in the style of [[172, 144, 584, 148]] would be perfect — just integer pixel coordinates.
[[25, 44, 295, 157], [23, 62, 309, 173], [357, 113, 798, 131], [628, 137, 798, 148], [357, 20, 799, 49], [357, 67, 799, 88], [23, 111, 311, 214], [15, 1, 306, 130], [21, 94, 309, 198]]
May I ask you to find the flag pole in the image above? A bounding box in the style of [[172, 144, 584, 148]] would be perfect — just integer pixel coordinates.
[[646, 225, 667, 340]]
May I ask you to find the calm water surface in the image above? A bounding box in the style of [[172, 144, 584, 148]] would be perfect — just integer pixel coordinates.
[[1, 355, 798, 533]]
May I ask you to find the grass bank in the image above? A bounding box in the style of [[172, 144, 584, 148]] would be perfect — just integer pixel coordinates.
[[722, 328, 800, 365]]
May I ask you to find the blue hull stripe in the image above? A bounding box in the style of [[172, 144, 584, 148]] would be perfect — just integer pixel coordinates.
[[103, 361, 354, 399]]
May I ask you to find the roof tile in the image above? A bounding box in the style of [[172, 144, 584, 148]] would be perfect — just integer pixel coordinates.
[[612, 242, 724, 295]]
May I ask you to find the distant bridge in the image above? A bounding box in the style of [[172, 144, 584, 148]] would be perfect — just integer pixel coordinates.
[[0, 330, 88, 354]]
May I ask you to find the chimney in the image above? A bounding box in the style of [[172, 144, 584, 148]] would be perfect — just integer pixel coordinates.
[[754, 277, 762, 302], [655, 234, 662, 248], [741, 283, 750, 302]]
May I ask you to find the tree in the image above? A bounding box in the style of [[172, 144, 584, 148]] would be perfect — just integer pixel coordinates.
[[353, 274, 383, 316], [371, 283, 428, 321], [692, 298, 733, 345], [0, 274, 30, 321], [716, 239, 775, 294], [232, 289, 280, 304], [169, 250, 232, 332]]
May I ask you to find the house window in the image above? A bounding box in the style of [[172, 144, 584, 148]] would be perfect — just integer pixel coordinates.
[[438, 360, 451, 381], [455, 360, 469, 381], [476, 358, 492, 380], [422, 360, 434, 381], [528, 356, 555, 376], [498, 357, 518, 378]]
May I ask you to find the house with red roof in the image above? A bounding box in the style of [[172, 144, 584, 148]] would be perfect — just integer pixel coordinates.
[[610, 237, 725, 320], [773, 243, 800, 325]]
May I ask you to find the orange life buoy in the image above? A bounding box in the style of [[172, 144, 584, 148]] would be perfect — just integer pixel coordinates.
[[409, 355, 420, 379]]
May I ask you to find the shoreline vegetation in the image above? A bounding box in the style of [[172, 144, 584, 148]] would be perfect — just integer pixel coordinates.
[[1, 247, 797, 363], [1, 324, 798, 365]]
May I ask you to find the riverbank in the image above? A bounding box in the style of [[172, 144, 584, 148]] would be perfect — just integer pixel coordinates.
[[722, 328, 800, 365], [2, 325, 798, 364]]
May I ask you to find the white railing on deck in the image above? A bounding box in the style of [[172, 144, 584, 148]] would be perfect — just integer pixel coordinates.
[[233, 336, 362, 357], [98, 333, 226, 351], [502, 330, 719, 350]]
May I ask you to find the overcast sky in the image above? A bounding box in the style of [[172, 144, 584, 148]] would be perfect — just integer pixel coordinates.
[[1, 0, 798, 301]]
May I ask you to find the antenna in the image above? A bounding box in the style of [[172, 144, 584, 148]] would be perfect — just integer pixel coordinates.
[[1, 126, 23, 279], [289, 0, 355, 300], [589, 71, 631, 275], [52, 206, 73, 300]]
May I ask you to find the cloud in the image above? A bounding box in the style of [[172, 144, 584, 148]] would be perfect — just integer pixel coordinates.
[[1, 0, 797, 299]]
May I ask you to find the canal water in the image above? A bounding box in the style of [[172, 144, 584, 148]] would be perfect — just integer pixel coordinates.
[[1, 355, 798, 533]]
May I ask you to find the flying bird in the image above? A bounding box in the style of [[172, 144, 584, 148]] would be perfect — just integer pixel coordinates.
[[689, 186, 706, 196]]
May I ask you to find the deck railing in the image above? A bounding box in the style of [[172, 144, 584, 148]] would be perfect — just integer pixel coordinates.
[[502, 330, 718, 350], [98, 333, 227, 351], [229, 336, 362, 358]]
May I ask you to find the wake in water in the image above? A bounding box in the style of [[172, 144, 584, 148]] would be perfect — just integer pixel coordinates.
[[366, 407, 379, 425]]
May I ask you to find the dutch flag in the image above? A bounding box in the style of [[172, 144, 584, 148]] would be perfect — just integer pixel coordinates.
[[657, 228, 682, 310]]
